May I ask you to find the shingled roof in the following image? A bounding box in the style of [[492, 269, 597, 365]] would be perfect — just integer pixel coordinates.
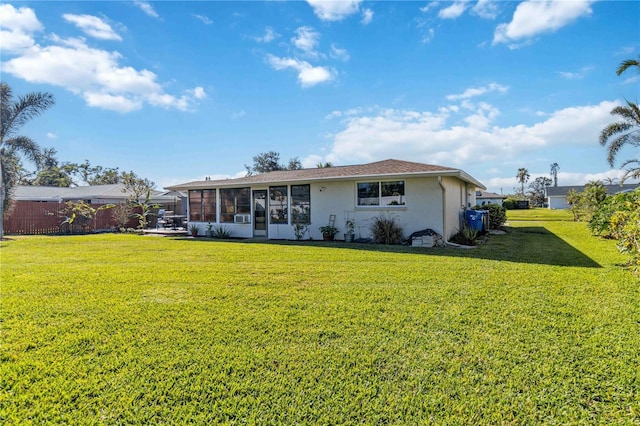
[[166, 159, 486, 190]]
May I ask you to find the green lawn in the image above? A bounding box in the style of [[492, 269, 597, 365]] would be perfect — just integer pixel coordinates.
[[1, 213, 639, 424]]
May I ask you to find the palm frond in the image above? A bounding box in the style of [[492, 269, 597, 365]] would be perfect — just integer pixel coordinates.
[[609, 102, 640, 124], [599, 121, 633, 145], [616, 56, 640, 76], [604, 133, 640, 167], [4, 136, 42, 165], [1, 90, 54, 141]]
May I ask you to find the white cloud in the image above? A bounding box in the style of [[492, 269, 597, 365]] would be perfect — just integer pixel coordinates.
[[190, 87, 207, 100], [421, 28, 435, 44], [446, 82, 508, 101], [133, 1, 160, 19], [317, 100, 618, 169], [0, 4, 43, 53], [192, 14, 212, 25], [63, 14, 122, 41], [420, 2, 439, 13], [232, 109, 246, 119], [46, 132, 58, 139], [557, 66, 593, 80], [266, 54, 335, 88], [2, 19, 204, 113], [292, 26, 320, 57], [494, 0, 595, 48], [254, 26, 279, 43], [471, 0, 500, 19], [306, 0, 362, 21], [330, 44, 350, 62], [438, 2, 468, 19], [361, 8, 374, 25]]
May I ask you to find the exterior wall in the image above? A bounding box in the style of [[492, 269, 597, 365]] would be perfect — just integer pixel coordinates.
[[187, 176, 466, 240], [440, 176, 466, 240], [548, 196, 569, 210]]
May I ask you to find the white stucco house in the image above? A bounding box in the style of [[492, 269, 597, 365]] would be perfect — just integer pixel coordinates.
[[166, 159, 486, 242]]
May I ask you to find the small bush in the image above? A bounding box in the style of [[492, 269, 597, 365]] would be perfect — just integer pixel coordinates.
[[369, 214, 404, 245], [474, 204, 507, 229], [503, 198, 529, 210], [211, 225, 233, 239], [449, 225, 479, 246]]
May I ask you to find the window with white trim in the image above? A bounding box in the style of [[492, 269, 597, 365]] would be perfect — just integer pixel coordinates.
[[357, 180, 405, 206]]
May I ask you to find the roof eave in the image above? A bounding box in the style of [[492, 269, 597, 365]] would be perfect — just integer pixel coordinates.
[[166, 169, 486, 191]]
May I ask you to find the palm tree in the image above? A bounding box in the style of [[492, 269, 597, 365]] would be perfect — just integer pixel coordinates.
[[550, 162, 559, 187], [1, 83, 55, 239], [600, 56, 640, 182], [516, 167, 530, 197]]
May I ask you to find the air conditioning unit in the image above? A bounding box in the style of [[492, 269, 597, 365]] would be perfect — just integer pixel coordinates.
[[234, 214, 250, 224]]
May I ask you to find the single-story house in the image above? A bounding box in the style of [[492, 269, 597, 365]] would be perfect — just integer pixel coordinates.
[[475, 190, 506, 206], [166, 159, 486, 241], [546, 183, 639, 209]]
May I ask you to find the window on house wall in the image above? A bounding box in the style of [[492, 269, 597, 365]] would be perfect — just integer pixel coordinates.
[[189, 189, 217, 221], [189, 190, 204, 221], [269, 186, 288, 224], [203, 189, 216, 221], [220, 188, 251, 223], [381, 181, 405, 205], [291, 184, 310, 225], [357, 182, 380, 206], [357, 180, 406, 206]]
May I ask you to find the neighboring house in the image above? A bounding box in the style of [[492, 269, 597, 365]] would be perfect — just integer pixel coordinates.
[[475, 190, 506, 206], [4, 184, 185, 234], [546, 184, 639, 209], [166, 159, 486, 241], [11, 183, 183, 208]]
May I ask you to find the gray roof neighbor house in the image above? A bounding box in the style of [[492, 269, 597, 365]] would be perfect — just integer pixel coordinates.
[[546, 184, 639, 209], [12, 184, 182, 205]]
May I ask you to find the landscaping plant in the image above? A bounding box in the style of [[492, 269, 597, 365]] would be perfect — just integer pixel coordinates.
[[369, 213, 404, 244]]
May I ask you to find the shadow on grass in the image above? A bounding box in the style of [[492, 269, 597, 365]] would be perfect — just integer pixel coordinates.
[[178, 225, 601, 268]]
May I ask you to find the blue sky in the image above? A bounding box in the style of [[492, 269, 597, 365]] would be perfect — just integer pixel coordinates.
[[1, 0, 638, 193]]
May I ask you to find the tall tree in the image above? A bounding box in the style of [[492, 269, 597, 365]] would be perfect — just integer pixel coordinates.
[[550, 162, 560, 187], [528, 176, 552, 206], [600, 55, 640, 182], [0, 82, 55, 238], [70, 160, 121, 185], [516, 167, 530, 197], [33, 148, 74, 187], [245, 151, 302, 175], [316, 161, 333, 168]]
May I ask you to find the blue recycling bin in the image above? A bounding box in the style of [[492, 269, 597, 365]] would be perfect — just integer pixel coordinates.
[[465, 210, 484, 232]]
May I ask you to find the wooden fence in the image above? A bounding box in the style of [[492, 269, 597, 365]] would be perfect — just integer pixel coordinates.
[[3, 201, 141, 235]]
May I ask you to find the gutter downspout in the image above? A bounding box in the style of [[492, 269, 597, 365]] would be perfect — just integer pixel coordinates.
[[437, 176, 448, 244]]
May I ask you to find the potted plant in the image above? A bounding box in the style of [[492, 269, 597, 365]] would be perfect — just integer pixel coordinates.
[[189, 224, 199, 237], [344, 219, 355, 243], [319, 225, 339, 241]]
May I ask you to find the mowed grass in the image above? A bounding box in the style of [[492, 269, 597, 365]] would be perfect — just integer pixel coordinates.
[[1, 213, 639, 424]]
